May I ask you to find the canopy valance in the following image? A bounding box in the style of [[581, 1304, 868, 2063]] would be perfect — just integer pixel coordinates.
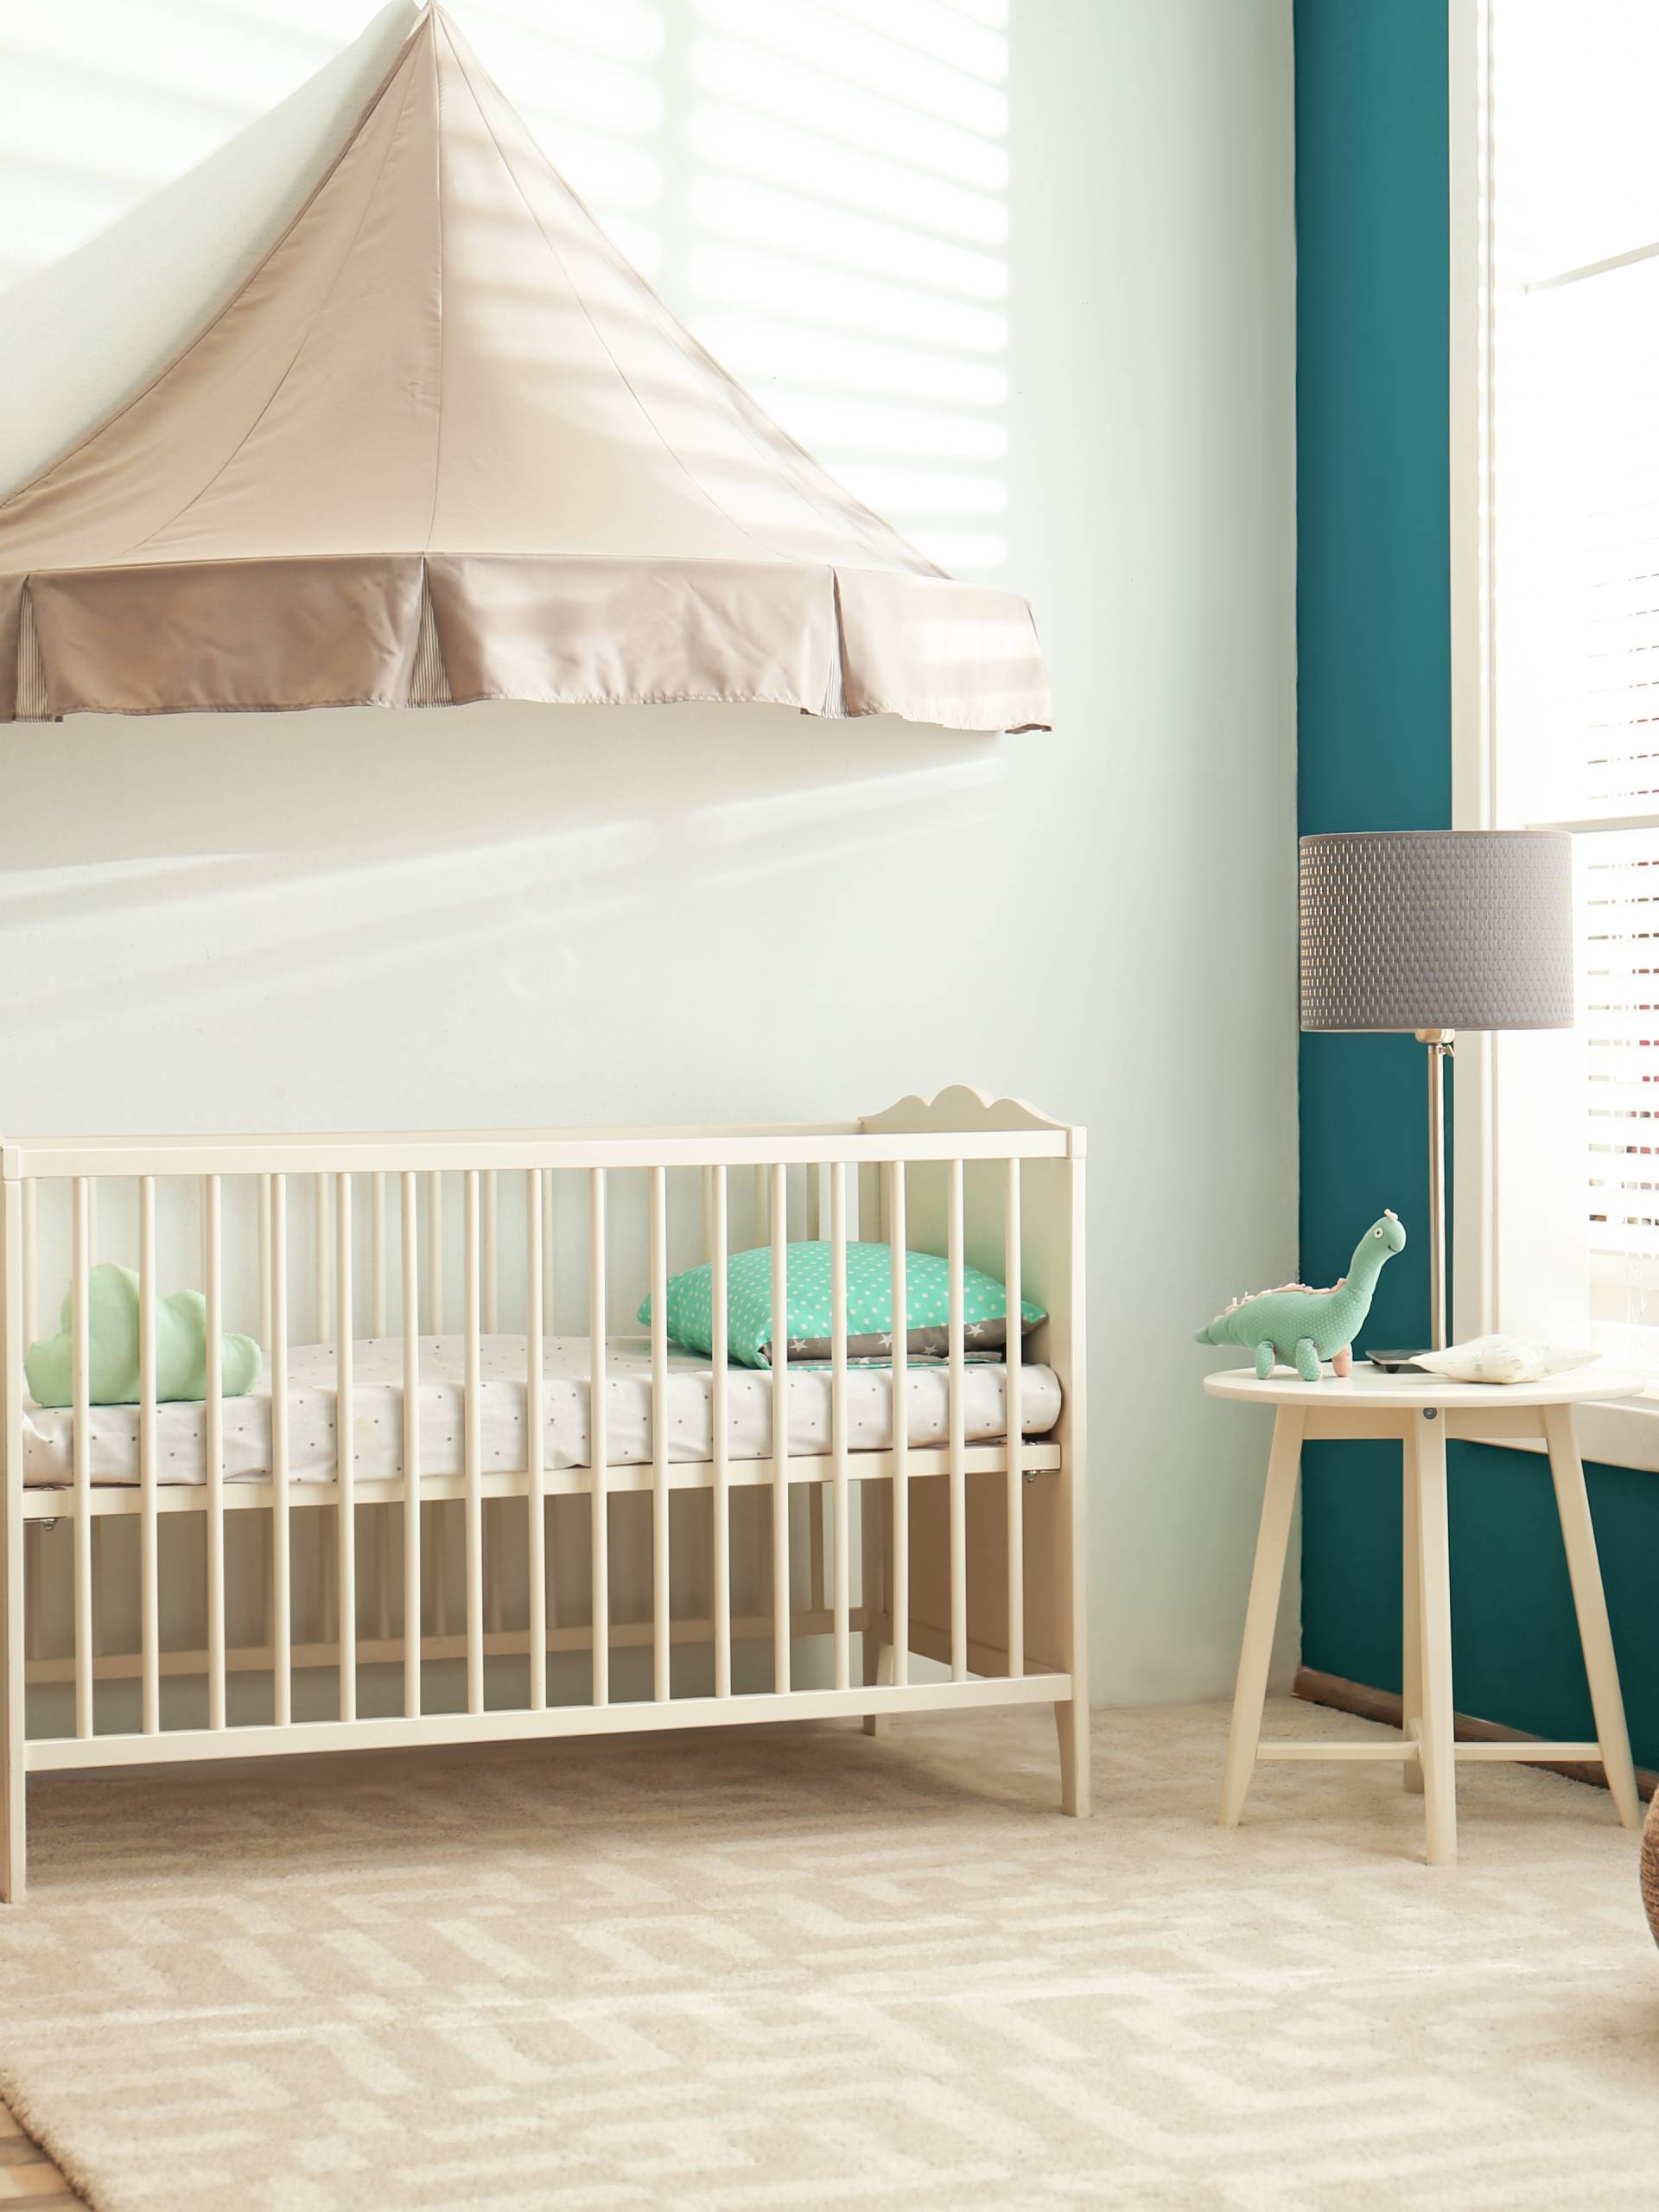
[[0, 7, 1051, 733]]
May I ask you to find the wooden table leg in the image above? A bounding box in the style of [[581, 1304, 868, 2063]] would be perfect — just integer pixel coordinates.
[[1220, 1407, 1302, 1827], [1410, 1408, 1456, 1866], [1402, 1447, 1423, 1795], [1542, 1405, 1640, 1829]]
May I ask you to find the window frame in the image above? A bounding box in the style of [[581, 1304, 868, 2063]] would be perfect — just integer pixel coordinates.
[[1449, 0, 1659, 1467]]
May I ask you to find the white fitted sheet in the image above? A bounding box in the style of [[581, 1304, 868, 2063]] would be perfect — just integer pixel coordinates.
[[22, 1333, 1063, 1490]]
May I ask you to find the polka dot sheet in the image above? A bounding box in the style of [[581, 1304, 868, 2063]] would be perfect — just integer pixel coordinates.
[[22, 1333, 1063, 1490]]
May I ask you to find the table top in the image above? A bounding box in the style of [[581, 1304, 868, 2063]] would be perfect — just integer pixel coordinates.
[[1202, 1360, 1649, 1411]]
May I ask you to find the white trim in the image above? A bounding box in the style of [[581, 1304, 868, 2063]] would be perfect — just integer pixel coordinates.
[[1448, 0, 1497, 1341]]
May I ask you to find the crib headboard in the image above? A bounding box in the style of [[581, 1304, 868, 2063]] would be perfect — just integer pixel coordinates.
[[859, 1086, 1085, 1358]]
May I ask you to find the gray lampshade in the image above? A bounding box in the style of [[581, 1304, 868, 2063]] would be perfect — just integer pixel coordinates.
[[1300, 830, 1574, 1033]]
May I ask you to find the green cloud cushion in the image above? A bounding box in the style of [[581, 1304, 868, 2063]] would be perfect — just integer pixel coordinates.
[[25, 1262, 262, 1408], [639, 1241, 1045, 1369]]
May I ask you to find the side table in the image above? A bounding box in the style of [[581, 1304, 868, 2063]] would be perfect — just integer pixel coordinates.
[[1206, 1362, 1646, 1865]]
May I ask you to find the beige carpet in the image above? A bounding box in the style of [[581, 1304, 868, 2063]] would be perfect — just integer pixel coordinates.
[[1, 1699, 1656, 2211]]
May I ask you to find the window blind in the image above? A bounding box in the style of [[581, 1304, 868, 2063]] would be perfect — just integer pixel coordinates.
[[1493, 1, 1659, 1364]]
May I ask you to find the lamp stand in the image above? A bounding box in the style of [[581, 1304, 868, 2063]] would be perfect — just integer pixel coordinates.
[[1417, 1028, 1454, 1352]]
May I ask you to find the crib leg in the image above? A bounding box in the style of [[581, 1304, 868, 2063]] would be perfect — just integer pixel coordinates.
[[1054, 1697, 1090, 1818]]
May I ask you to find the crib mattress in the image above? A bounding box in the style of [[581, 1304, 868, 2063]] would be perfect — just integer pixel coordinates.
[[22, 1333, 1063, 1490]]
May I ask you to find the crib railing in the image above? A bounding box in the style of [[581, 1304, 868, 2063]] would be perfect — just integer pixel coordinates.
[[0, 1099, 1087, 1898]]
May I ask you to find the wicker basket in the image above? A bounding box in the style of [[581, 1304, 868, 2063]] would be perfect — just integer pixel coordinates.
[[1642, 1791, 1659, 1949]]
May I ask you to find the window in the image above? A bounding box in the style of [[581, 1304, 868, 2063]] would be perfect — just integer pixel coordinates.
[[1455, 0, 1659, 1448]]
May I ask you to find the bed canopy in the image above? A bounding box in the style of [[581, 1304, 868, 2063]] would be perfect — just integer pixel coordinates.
[[0, 5, 1051, 733]]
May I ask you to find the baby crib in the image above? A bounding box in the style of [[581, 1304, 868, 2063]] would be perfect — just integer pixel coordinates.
[[0, 1086, 1087, 1901]]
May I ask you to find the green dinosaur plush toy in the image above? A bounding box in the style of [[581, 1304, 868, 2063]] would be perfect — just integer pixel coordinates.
[[25, 1262, 262, 1408], [1193, 1211, 1406, 1382]]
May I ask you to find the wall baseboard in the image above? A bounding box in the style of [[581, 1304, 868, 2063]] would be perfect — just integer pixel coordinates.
[[1293, 1667, 1657, 1803]]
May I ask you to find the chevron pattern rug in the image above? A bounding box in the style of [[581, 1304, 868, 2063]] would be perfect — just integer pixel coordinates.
[[1, 1699, 1656, 2211]]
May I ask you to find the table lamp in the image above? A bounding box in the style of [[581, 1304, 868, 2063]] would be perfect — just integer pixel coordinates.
[[1299, 829, 1574, 1351]]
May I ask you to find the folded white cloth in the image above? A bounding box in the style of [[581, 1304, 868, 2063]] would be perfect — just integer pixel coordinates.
[[1412, 1335, 1597, 1386]]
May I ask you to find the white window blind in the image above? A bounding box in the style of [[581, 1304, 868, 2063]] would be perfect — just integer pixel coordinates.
[[1491, 1, 1659, 1367]]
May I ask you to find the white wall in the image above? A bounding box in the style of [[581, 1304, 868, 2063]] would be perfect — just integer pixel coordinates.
[[0, 0, 1297, 1702]]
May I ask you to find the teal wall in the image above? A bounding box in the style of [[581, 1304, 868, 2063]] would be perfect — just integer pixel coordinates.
[[1294, 0, 1659, 1768]]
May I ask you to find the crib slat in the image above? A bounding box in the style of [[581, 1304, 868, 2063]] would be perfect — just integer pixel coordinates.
[[543, 1171, 559, 1637], [21, 1179, 35, 1345], [483, 1500, 501, 1638], [253, 1179, 271, 1659], [482, 1169, 499, 1336], [649, 1165, 670, 1703], [3, 1179, 24, 1897], [375, 1493, 394, 1643], [431, 1493, 449, 1639], [315, 1173, 331, 1342], [463, 1171, 483, 1715], [806, 1164, 821, 1243], [947, 1158, 967, 1683], [771, 1161, 789, 1694], [830, 1162, 850, 1692], [257, 1174, 273, 1357], [525, 1170, 545, 1713], [71, 1179, 92, 1739], [335, 1173, 356, 1722], [710, 1166, 731, 1699], [372, 1173, 388, 1338], [22, 1525, 38, 1671], [481, 1166, 502, 1641], [1005, 1159, 1025, 1681], [270, 1174, 292, 1726], [589, 1166, 608, 1707], [429, 1169, 447, 1644], [82, 1197, 103, 1694], [808, 1467, 826, 1615], [427, 1169, 444, 1335], [888, 1163, 909, 1685], [753, 1164, 767, 1245], [202, 1174, 226, 1729], [137, 1177, 159, 1733], [429, 1176, 448, 1663], [401, 1172, 422, 1719], [18, 1194, 35, 1672], [19, 1184, 39, 1702], [543, 1169, 556, 1336]]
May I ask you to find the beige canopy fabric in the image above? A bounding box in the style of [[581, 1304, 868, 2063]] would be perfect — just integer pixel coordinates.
[[0, 6, 1051, 733]]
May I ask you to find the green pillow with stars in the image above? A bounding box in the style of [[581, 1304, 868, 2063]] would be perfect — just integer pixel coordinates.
[[638, 1242, 1046, 1369]]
